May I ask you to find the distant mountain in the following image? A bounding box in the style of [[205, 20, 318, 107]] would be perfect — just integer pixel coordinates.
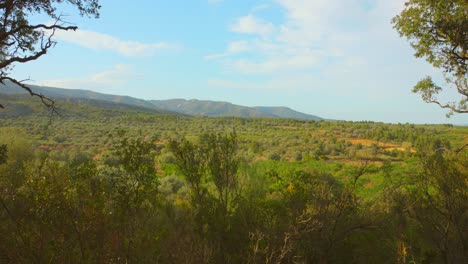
[[0, 82, 323, 120], [150, 99, 272, 118], [0, 81, 160, 110], [0, 94, 181, 118], [253, 106, 322, 121], [150, 99, 323, 120]]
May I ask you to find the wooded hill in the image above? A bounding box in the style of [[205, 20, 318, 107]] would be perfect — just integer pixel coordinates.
[[0, 82, 322, 120]]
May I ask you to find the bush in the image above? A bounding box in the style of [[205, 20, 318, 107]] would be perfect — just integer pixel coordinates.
[[269, 153, 281, 161]]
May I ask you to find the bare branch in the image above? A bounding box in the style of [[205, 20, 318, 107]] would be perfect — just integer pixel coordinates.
[[0, 76, 58, 115], [0, 0, 99, 110], [455, 143, 467, 154], [0, 24, 77, 42], [426, 98, 468, 114]]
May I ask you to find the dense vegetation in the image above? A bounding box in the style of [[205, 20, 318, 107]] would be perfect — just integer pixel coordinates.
[[0, 97, 466, 263]]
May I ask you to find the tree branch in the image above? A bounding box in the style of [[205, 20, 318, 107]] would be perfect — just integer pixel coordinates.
[[0, 24, 77, 42], [427, 98, 468, 114], [0, 76, 58, 115]]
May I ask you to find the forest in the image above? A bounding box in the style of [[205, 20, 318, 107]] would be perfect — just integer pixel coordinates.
[[0, 96, 467, 263]]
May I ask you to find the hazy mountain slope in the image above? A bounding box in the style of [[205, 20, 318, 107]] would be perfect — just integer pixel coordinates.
[[0, 81, 160, 110], [150, 99, 323, 120], [0, 94, 180, 118], [150, 99, 273, 118], [1, 82, 323, 120], [253, 106, 322, 121]]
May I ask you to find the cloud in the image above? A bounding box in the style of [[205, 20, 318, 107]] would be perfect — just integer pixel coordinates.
[[205, 0, 450, 124], [54, 29, 173, 57], [229, 54, 319, 75], [227, 40, 251, 53], [204, 53, 229, 60], [230, 15, 275, 36], [208, 0, 411, 78], [35, 64, 139, 90], [208, 74, 330, 93], [205, 40, 251, 60]]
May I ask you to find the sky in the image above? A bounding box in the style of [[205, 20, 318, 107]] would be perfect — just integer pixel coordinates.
[[11, 0, 468, 124]]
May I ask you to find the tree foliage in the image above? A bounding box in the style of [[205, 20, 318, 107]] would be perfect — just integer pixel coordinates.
[[168, 133, 240, 263], [415, 151, 467, 263], [1, 113, 467, 263], [0, 0, 100, 108], [0, 144, 6, 164], [392, 0, 467, 115]]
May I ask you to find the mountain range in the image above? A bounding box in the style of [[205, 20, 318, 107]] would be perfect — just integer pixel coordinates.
[[0, 82, 323, 120]]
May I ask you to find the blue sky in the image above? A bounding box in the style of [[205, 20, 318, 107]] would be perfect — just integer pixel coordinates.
[[12, 0, 468, 124]]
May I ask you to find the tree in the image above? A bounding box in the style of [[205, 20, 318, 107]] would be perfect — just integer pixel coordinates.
[[0, 0, 101, 109], [168, 133, 240, 263], [0, 144, 6, 164], [401, 139, 468, 263], [392, 0, 467, 116], [108, 130, 161, 262]]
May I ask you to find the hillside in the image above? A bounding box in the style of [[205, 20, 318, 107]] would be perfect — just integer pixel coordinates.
[[1, 82, 323, 120], [0, 94, 180, 118], [253, 106, 322, 120], [150, 99, 322, 120], [0, 81, 162, 110]]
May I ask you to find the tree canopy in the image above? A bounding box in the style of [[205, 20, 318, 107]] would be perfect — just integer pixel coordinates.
[[0, 0, 100, 108], [392, 0, 467, 115]]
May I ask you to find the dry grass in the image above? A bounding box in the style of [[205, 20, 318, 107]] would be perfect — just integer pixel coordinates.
[[310, 129, 327, 136], [274, 126, 300, 130], [342, 138, 399, 147], [339, 138, 416, 153]]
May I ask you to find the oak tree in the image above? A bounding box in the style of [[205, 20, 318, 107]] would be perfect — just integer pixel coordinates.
[[0, 0, 101, 108], [392, 0, 467, 116]]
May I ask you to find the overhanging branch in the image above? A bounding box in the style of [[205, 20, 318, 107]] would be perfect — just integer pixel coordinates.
[[427, 98, 468, 114], [0, 76, 58, 114], [0, 24, 77, 42]]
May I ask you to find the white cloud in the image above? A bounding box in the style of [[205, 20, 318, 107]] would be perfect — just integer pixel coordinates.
[[208, 0, 412, 78], [205, 0, 460, 123], [227, 40, 251, 53], [208, 74, 328, 93], [204, 53, 229, 60], [35, 64, 139, 90], [204, 40, 251, 60], [230, 15, 275, 36], [54, 29, 172, 57], [229, 54, 319, 75]]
